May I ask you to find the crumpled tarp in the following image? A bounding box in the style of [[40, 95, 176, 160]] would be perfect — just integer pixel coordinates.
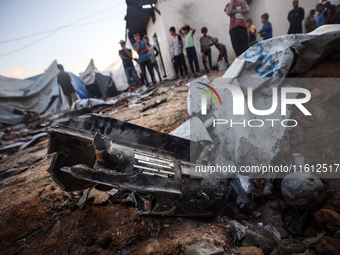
[[68, 72, 93, 99], [26, 71, 92, 100], [171, 25, 340, 177], [80, 59, 120, 99], [71, 98, 119, 111], [0, 60, 69, 125]]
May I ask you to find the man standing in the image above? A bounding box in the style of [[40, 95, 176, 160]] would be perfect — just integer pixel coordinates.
[[143, 36, 162, 83], [288, 0, 305, 34], [118, 40, 140, 93], [305, 9, 316, 33], [57, 64, 79, 108], [225, 0, 250, 57], [133, 32, 157, 87], [169, 26, 188, 79], [200, 27, 214, 72]]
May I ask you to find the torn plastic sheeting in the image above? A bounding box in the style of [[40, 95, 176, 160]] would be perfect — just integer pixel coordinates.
[[47, 114, 230, 216], [18, 132, 47, 151], [79, 59, 120, 99], [71, 98, 119, 111], [68, 72, 93, 99], [139, 98, 167, 112], [172, 26, 340, 177], [0, 60, 69, 125]]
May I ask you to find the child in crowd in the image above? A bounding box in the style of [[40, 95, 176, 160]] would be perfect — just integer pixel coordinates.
[[133, 32, 157, 87], [259, 13, 273, 40], [246, 18, 258, 46], [316, 3, 326, 27], [200, 27, 214, 72], [143, 35, 162, 83], [212, 38, 230, 69], [179, 25, 202, 78], [169, 26, 188, 79], [305, 9, 316, 33], [333, 4, 340, 24]]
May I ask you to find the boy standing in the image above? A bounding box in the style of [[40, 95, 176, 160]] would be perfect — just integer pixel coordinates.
[[305, 9, 316, 33], [316, 3, 326, 27], [246, 18, 258, 46], [179, 25, 201, 77], [169, 27, 188, 79], [212, 38, 230, 69], [143, 36, 162, 83], [259, 13, 273, 40], [200, 27, 213, 72], [133, 32, 157, 87], [119, 40, 140, 93]]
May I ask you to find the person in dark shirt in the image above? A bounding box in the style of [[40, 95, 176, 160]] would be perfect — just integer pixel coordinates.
[[119, 40, 140, 93], [259, 13, 273, 40], [324, 1, 337, 24], [225, 0, 250, 57], [333, 5, 340, 24], [57, 64, 79, 107], [246, 18, 258, 46], [169, 26, 188, 79], [288, 0, 305, 34]]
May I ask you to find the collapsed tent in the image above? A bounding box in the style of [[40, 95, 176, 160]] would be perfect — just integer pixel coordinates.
[[0, 60, 70, 125], [26, 70, 93, 100], [80, 59, 121, 99], [104, 57, 129, 93], [68, 72, 93, 99]]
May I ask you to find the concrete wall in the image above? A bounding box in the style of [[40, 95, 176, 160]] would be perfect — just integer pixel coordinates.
[[145, 9, 173, 82], [145, 0, 340, 79]]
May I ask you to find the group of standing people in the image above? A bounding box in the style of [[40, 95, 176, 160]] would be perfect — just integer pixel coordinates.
[[119, 33, 163, 93], [306, 1, 340, 33], [223, 0, 273, 58], [119, 0, 340, 92], [169, 25, 230, 79]]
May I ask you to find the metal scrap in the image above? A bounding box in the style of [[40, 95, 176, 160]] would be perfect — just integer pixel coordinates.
[[139, 98, 167, 112], [47, 114, 229, 216]]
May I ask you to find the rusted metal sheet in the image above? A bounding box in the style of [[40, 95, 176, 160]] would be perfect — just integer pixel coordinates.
[[47, 114, 229, 216]]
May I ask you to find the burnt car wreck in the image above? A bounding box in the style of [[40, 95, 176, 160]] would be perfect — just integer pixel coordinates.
[[47, 114, 229, 216]]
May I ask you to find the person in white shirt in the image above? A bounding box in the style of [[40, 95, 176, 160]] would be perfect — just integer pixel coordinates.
[[169, 26, 188, 79]]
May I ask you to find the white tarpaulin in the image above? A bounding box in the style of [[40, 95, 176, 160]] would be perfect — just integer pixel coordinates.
[[0, 60, 69, 125], [80, 59, 128, 98], [104, 58, 129, 92], [171, 25, 340, 176]]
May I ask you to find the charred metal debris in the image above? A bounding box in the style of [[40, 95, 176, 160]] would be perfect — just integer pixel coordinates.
[[47, 114, 229, 217]]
